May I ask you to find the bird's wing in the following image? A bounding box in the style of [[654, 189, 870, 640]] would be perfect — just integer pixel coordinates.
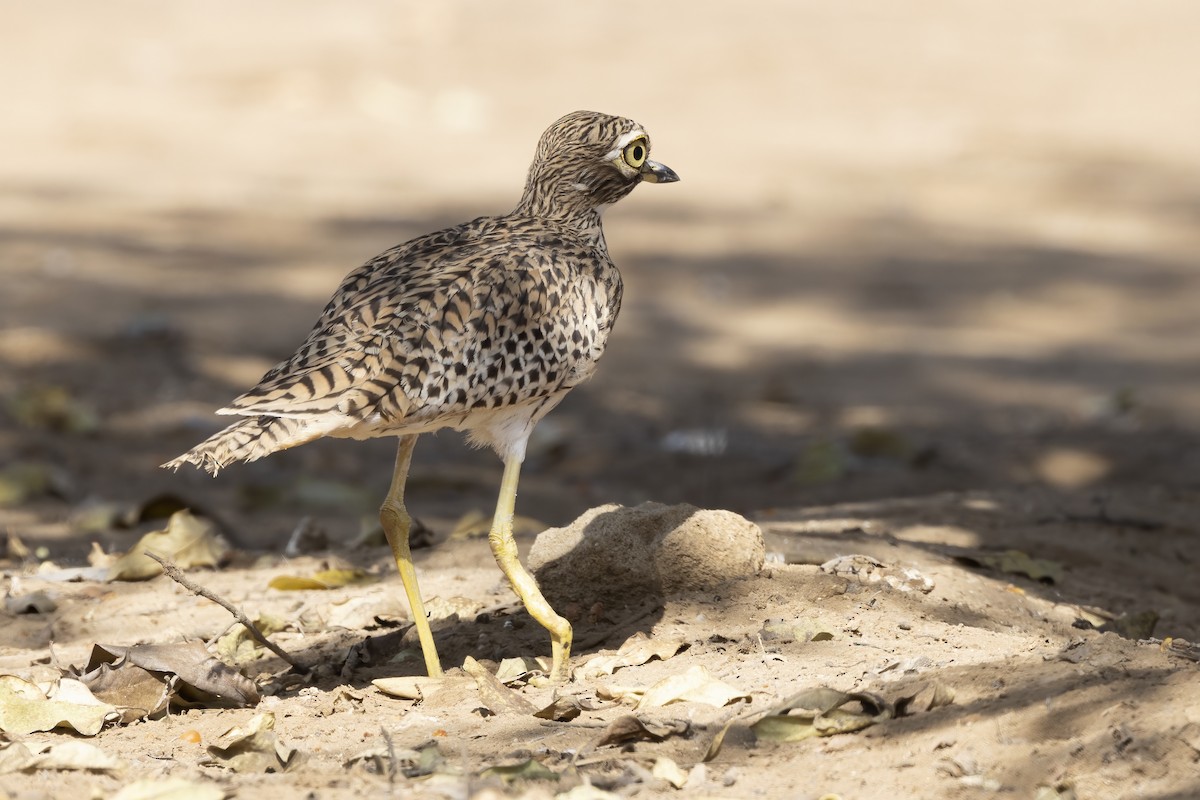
[[216, 217, 613, 425], [218, 226, 479, 421]]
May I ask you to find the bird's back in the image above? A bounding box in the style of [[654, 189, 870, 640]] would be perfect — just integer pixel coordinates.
[[220, 214, 624, 440]]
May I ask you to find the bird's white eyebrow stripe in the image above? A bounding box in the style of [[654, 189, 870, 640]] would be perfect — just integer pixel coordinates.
[[604, 129, 647, 160]]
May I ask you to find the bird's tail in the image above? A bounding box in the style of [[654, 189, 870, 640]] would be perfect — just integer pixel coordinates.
[[161, 415, 331, 476]]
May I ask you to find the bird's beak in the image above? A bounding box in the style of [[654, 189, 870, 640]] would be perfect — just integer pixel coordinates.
[[640, 159, 679, 184]]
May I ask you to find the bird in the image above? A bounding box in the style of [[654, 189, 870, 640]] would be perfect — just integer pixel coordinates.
[[163, 110, 678, 682]]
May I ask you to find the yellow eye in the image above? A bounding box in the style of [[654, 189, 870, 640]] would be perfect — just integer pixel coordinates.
[[622, 138, 648, 169]]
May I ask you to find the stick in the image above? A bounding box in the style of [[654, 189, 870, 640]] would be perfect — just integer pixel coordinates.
[[144, 550, 302, 669]]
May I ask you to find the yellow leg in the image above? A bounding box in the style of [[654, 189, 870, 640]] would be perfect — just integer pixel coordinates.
[[488, 453, 573, 682], [379, 435, 443, 678]]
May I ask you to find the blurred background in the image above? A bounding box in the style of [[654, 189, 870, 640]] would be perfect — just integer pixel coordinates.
[[3, 1, 1199, 552]]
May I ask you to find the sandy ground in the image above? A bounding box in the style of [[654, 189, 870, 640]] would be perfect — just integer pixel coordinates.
[[2, 2, 1200, 798]]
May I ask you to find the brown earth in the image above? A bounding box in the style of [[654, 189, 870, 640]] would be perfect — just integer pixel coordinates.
[[2, 3, 1200, 798]]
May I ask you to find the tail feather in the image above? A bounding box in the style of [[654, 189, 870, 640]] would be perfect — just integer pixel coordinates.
[[162, 415, 336, 476]]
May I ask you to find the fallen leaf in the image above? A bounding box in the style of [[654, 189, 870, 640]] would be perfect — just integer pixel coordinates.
[[204, 712, 300, 773], [107, 510, 229, 581], [372, 676, 444, 701], [268, 568, 373, 591], [533, 695, 583, 722], [326, 589, 409, 630], [81, 642, 259, 709], [74, 662, 170, 722], [751, 687, 893, 742], [0, 738, 35, 773], [463, 656, 536, 715], [25, 740, 124, 772], [111, 777, 227, 800], [576, 632, 687, 679], [480, 758, 559, 783], [759, 618, 833, 644], [555, 785, 622, 800], [955, 549, 1063, 584], [652, 756, 688, 789], [820, 554, 885, 579], [703, 719, 735, 762], [215, 615, 290, 664], [495, 656, 548, 684], [0, 675, 118, 736], [925, 681, 956, 711], [596, 715, 689, 747], [636, 665, 750, 709]]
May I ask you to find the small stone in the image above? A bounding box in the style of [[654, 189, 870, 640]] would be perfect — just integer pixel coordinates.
[[528, 502, 765, 608]]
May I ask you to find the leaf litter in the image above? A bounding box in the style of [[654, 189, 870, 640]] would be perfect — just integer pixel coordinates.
[[0, 675, 118, 736], [202, 712, 300, 773], [106, 509, 229, 581], [599, 664, 750, 710], [77, 642, 259, 715]]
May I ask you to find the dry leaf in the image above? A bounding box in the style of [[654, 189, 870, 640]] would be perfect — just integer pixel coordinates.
[[215, 616, 289, 664], [759, 618, 834, 644], [533, 695, 583, 722], [652, 756, 688, 789], [326, 588, 408, 630], [111, 777, 227, 800], [107, 510, 228, 581], [81, 642, 259, 709], [636, 665, 750, 709], [496, 656, 548, 684], [556, 785, 622, 800], [926, 681, 956, 711], [0, 675, 118, 736], [576, 632, 687, 679], [24, 740, 124, 772], [703, 719, 736, 762], [0, 738, 35, 773], [463, 656, 537, 715], [268, 568, 373, 591], [372, 676, 444, 701], [751, 687, 893, 742], [73, 663, 170, 722], [596, 715, 688, 747], [204, 712, 299, 773], [480, 758, 559, 783]]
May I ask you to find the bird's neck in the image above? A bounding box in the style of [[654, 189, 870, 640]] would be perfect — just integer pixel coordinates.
[[512, 193, 609, 253]]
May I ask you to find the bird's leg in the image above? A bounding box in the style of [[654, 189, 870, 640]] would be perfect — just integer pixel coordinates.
[[488, 452, 573, 682], [379, 434, 443, 678]]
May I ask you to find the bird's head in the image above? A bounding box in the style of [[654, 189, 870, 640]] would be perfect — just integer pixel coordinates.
[[516, 110, 679, 222]]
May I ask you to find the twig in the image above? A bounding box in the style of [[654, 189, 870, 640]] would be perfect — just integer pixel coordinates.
[[144, 550, 301, 669]]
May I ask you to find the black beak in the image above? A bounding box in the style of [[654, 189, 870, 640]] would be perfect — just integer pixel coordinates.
[[640, 159, 680, 184]]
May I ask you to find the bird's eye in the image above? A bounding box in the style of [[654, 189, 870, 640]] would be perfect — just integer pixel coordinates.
[[622, 138, 648, 169]]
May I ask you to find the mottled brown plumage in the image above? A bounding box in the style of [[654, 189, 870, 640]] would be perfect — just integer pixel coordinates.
[[164, 110, 678, 681]]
